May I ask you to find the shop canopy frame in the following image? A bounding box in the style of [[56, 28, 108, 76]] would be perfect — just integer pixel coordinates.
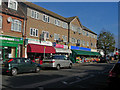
[[72, 50, 101, 56]]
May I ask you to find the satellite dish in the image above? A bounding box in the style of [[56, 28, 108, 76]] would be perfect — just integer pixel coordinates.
[[7, 17, 12, 23]]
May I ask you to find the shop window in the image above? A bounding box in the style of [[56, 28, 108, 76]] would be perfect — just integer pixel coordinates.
[[8, 0, 18, 10], [30, 28, 38, 37], [0, 15, 2, 29], [11, 19, 22, 32]]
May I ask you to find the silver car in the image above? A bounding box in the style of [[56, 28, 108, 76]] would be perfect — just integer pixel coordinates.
[[42, 55, 72, 70]]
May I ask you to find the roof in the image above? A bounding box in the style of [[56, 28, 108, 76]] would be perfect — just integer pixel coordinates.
[[0, 2, 25, 19], [24, 2, 96, 35], [82, 25, 97, 35], [24, 2, 67, 22]]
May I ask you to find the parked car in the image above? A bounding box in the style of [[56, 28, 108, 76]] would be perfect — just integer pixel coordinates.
[[107, 60, 120, 88], [2, 58, 41, 76], [41, 55, 72, 70]]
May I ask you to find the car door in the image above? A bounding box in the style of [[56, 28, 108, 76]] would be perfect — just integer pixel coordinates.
[[24, 58, 36, 72], [17, 58, 26, 73]]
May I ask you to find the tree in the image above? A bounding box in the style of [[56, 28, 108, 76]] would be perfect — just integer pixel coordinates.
[[97, 30, 115, 58]]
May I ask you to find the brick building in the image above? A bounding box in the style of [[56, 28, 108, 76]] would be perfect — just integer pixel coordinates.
[[0, 0, 99, 63], [0, 0, 25, 60]]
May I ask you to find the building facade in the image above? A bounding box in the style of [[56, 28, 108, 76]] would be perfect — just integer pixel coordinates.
[[0, 0, 25, 60], [0, 0, 98, 63]]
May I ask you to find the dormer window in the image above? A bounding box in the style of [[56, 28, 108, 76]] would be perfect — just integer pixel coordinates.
[[8, 0, 18, 10]]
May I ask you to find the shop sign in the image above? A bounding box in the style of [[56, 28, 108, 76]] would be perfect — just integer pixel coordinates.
[[0, 35, 23, 45], [71, 46, 80, 50], [28, 38, 52, 46], [55, 44, 64, 48], [80, 47, 91, 51], [71, 46, 91, 51]]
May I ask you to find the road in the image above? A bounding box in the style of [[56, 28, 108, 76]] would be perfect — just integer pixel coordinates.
[[1, 61, 117, 89]]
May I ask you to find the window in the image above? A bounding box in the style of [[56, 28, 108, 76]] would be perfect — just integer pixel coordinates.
[[72, 25, 77, 32], [11, 19, 22, 32], [71, 38, 77, 44], [0, 15, 2, 28], [77, 39, 80, 44], [91, 43, 93, 47], [78, 27, 81, 34], [8, 0, 18, 10], [42, 31, 49, 39], [62, 35, 67, 42], [62, 22, 68, 29], [87, 41, 89, 46], [87, 32, 89, 36], [43, 15, 50, 23], [54, 33, 59, 40], [30, 28, 38, 37], [83, 40, 85, 46], [54, 19, 60, 26], [31, 10, 39, 19], [82, 30, 86, 35]]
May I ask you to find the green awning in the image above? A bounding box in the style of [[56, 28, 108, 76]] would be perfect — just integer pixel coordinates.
[[72, 50, 101, 56]]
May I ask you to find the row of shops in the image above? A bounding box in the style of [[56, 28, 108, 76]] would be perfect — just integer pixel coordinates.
[[0, 35, 101, 64]]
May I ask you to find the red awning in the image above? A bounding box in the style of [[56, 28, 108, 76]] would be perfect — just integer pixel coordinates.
[[27, 44, 56, 53]]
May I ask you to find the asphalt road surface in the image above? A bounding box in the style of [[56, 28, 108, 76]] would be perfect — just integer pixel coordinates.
[[1, 61, 117, 90]]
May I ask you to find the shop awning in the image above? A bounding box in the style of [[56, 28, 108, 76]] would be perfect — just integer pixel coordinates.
[[72, 50, 101, 56], [55, 48, 72, 53], [27, 44, 55, 53]]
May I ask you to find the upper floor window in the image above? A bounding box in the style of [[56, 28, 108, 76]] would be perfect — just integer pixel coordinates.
[[54, 33, 60, 40], [82, 30, 86, 36], [62, 22, 67, 29], [87, 41, 89, 46], [42, 31, 49, 39], [62, 35, 67, 42], [54, 19, 60, 26], [11, 19, 22, 32], [71, 38, 77, 44], [30, 28, 38, 37], [0, 15, 2, 29], [31, 10, 39, 19], [43, 15, 50, 23], [82, 40, 85, 46], [8, 0, 18, 10], [86, 32, 89, 36]]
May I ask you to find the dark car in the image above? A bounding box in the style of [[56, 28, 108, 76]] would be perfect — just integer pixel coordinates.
[[107, 61, 120, 88], [2, 58, 41, 76]]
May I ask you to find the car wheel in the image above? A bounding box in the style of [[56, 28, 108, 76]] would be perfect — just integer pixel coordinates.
[[56, 65, 60, 70], [35, 67, 40, 73], [11, 68, 17, 76], [69, 64, 72, 69]]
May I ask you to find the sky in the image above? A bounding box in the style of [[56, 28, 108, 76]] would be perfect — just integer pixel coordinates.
[[32, 2, 118, 48]]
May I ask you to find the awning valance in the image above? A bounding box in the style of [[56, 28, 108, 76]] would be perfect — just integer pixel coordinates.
[[55, 48, 72, 53], [27, 44, 55, 53], [72, 50, 101, 56]]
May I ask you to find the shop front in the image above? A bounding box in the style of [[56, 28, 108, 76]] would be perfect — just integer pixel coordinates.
[[27, 38, 55, 64], [0, 35, 23, 61], [70, 46, 101, 63], [53, 43, 72, 56]]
